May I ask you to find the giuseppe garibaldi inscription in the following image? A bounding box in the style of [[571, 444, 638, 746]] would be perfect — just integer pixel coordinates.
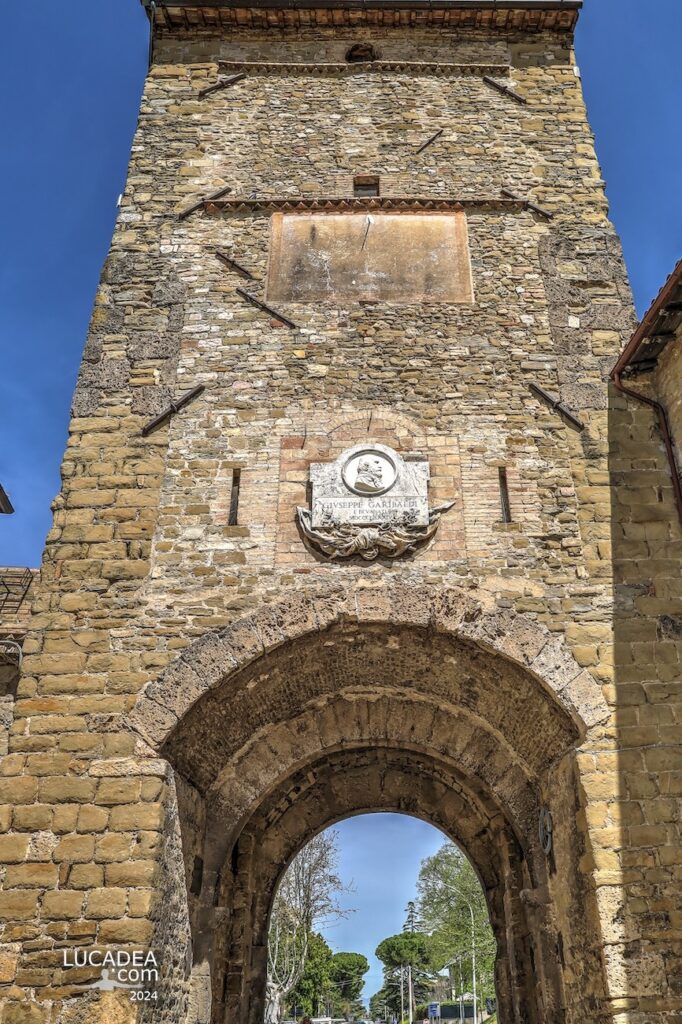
[[297, 444, 454, 560]]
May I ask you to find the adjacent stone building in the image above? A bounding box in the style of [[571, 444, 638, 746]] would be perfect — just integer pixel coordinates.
[[0, 2, 680, 1023]]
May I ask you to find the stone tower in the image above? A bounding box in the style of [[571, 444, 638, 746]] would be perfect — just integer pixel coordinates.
[[1, 2, 679, 1024]]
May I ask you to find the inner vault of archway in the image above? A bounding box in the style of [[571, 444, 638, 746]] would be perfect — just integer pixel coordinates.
[[162, 623, 580, 795]]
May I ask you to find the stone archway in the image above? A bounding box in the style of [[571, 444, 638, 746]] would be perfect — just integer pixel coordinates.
[[220, 746, 544, 1024], [129, 585, 609, 1024]]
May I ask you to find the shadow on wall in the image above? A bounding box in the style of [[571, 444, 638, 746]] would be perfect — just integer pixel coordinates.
[[609, 378, 681, 1021]]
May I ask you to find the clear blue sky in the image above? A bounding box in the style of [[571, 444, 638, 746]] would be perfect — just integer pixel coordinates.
[[319, 815, 447, 1003], [0, 0, 680, 569]]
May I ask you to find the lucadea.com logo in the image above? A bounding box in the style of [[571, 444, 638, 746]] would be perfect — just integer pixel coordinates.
[[62, 948, 159, 1002]]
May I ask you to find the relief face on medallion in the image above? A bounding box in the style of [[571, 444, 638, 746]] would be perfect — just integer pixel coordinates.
[[342, 449, 396, 496], [297, 442, 454, 561]]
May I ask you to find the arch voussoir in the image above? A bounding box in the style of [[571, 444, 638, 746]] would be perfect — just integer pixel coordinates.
[[128, 582, 609, 755]]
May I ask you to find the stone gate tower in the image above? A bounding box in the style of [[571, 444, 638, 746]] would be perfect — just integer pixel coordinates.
[[1, 2, 680, 1023]]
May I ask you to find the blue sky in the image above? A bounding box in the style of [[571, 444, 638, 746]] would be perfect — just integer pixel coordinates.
[[1, 0, 680, 568], [319, 814, 447, 1002]]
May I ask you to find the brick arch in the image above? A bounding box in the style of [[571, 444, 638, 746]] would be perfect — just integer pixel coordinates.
[[129, 582, 608, 756], [326, 406, 425, 447]]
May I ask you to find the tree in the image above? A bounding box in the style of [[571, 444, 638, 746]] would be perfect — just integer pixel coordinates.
[[376, 933, 431, 973], [416, 842, 496, 1007], [330, 951, 370, 1017], [375, 932, 435, 1020], [289, 932, 335, 1017], [266, 830, 351, 1024], [369, 988, 391, 1021]]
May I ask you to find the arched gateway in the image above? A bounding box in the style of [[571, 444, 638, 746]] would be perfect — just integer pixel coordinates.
[[130, 586, 608, 1024]]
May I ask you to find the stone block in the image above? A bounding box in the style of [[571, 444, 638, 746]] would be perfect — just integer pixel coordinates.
[[68, 864, 104, 889], [52, 835, 95, 863], [94, 779, 142, 806], [97, 917, 154, 944], [5, 863, 58, 888], [105, 860, 157, 886], [0, 944, 19, 983], [0, 891, 40, 921], [86, 888, 127, 919], [0, 836, 29, 863], [41, 890, 85, 919]]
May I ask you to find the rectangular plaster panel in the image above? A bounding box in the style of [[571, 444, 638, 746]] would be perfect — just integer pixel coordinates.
[[266, 211, 474, 303]]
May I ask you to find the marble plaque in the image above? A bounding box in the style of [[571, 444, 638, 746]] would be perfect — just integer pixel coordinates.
[[310, 445, 429, 528], [297, 444, 454, 561]]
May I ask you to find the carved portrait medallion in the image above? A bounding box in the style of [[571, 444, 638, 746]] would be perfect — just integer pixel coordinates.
[[342, 448, 397, 496]]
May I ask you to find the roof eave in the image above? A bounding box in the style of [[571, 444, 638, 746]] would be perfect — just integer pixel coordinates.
[[0, 486, 14, 515], [612, 260, 682, 377], [141, 0, 581, 9]]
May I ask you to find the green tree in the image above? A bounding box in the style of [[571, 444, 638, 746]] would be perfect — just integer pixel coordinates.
[[375, 932, 434, 1019], [369, 988, 391, 1021], [330, 951, 369, 1016], [416, 842, 496, 1007], [288, 932, 335, 1017], [376, 933, 431, 973]]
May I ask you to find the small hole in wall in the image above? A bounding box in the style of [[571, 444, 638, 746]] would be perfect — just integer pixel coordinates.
[[499, 467, 512, 523], [353, 174, 380, 198], [228, 468, 241, 526], [345, 42, 377, 63]]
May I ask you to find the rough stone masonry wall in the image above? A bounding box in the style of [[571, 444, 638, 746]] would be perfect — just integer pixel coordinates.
[[0, 14, 678, 1024], [656, 325, 682, 458]]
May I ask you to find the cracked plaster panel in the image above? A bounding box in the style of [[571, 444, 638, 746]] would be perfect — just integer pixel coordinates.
[[266, 211, 474, 304]]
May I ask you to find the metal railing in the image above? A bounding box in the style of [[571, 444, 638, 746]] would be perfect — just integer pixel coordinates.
[[0, 568, 33, 617]]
